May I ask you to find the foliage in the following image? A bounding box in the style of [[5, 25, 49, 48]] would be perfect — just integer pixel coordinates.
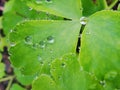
[[0, 0, 120, 90]]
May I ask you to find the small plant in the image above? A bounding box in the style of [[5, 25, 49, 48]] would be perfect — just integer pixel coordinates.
[[0, 0, 120, 90]]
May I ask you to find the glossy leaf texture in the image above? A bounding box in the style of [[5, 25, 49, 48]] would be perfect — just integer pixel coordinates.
[[9, 20, 81, 75], [81, 0, 108, 16], [32, 53, 103, 90], [26, 0, 82, 19], [2, 0, 61, 35], [80, 10, 120, 89]]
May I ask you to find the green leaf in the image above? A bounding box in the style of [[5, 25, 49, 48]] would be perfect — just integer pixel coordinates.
[[32, 53, 103, 90], [32, 74, 57, 90], [10, 84, 25, 90], [14, 69, 35, 85], [2, 0, 50, 34], [0, 63, 5, 78], [81, 0, 107, 16], [26, 0, 82, 19], [118, 4, 120, 11], [80, 10, 120, 81], [9, 20, 81, 75]]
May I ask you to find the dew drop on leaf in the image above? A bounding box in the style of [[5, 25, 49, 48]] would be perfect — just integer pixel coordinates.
[[32, 43, 38, 49], [99, 80, 106, 87], [105, 71, 117, 80], [29, 7, 33, 11], [35, 76, 38, 80], [38, 55, 42, 61], [39, 41, 46, 48], [20, 67, 25, 72], [10, 42, 16, 47], [47, 36, 54, 44], [86, 31, 91, 35], [58, 76, 62, 80], [61, 63, 66, 68], [24, 36, 33, 45], [40, 61, 44, 65], [80, 17, 88, 25]]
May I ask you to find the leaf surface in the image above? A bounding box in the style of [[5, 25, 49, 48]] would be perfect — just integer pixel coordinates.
[[9, 20, 81, 75], [26, 0, 82, 19], [80, 10, 120, 88], [81, 0, 107, 16], [32, 53, 103, 90]]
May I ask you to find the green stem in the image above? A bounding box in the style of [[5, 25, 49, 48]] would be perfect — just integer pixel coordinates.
[[107, 0, 118, 9], [0, 76, 13, 82], [6, 76, 14, 90], [0, 75, 15, 90], [103, 0, 109, 9]]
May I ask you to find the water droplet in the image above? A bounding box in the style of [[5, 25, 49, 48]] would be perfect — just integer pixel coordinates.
[[39, 41, 46, 48], [86, 31, 91, 35], [35, 0, 43, 4], [80, 17, 88, 25], [47, 36, 54, 44], [32, 43, 38, 49], [40, 61, 44, 65], [38, 55, 42, 61], [58, 76, 62, 80], [29, 7, 33, 11], [10, 42, 16, 47], [10, 29, 13, 33], [105, 71, 117, 80], [35, 76, 38, 80], [24, 36, 32, 44], [99, 80, 106, 87], [20, 67, 25, 72], [78, 34, 82, 38], [61, 63, 66, 67]]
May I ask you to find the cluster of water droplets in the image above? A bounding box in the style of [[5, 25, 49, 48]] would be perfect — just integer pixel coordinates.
[[24, 35, 55, 48], [35, 0, 52, 4], [24, 35, 55, 63], [25, 36, 33, 45]]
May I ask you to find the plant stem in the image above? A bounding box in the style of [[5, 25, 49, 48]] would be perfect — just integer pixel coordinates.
[[0, 75, 15, 90], [107, 0, 118, 9], [103, 0, 109, 9], [6, 76, 14, 90], [0, 76, 14, 82]]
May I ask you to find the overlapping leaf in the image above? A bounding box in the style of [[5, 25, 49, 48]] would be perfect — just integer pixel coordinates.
[[32, 53, 103, 90], [2, 0, 57, 34], [81, 0, 108, 16], [80, 10, 120, 89], [26, 0, 82, 19]]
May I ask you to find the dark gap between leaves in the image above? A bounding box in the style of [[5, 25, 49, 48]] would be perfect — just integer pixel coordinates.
[[0, 29, 6, 37], [76, 25, 85, 54]]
